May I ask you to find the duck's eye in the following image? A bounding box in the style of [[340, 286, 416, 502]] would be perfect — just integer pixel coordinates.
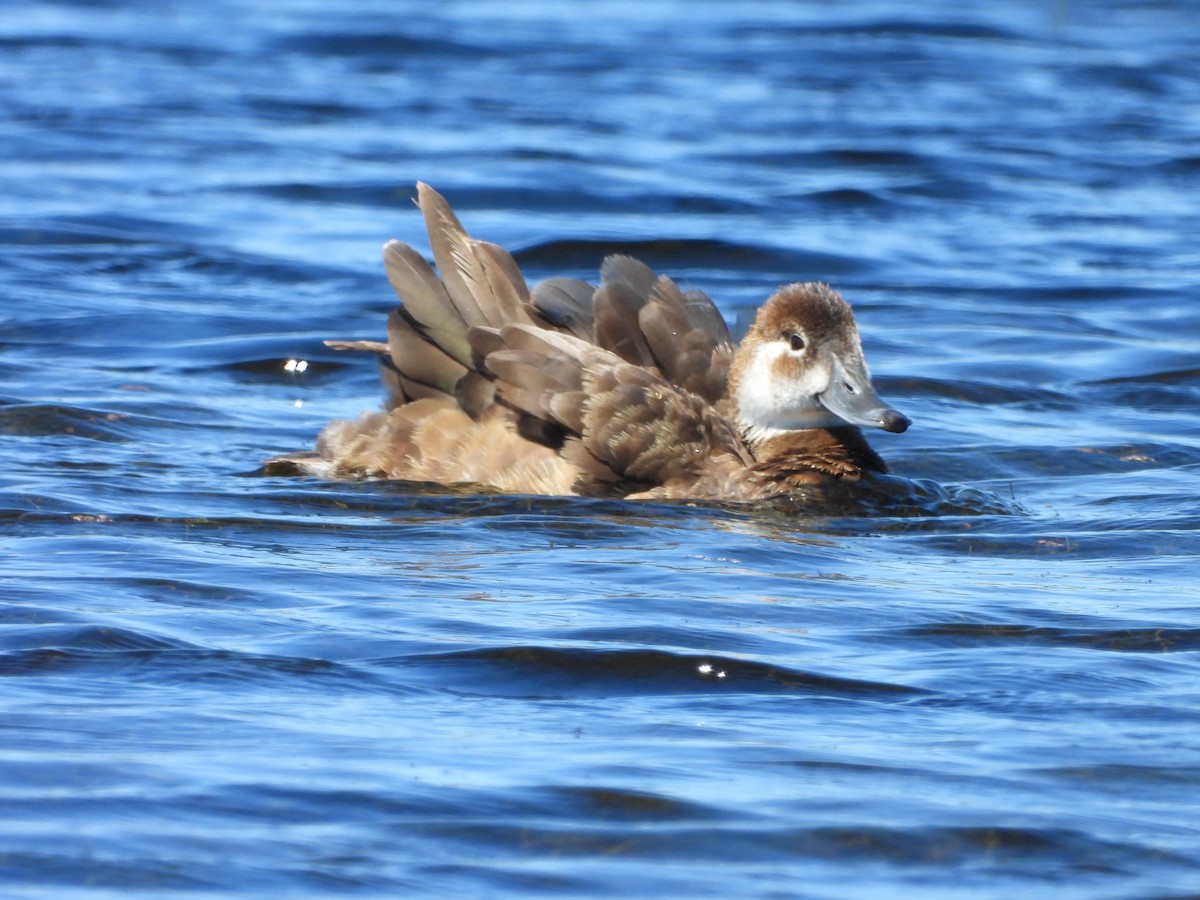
[[788, 333, 805, 352]]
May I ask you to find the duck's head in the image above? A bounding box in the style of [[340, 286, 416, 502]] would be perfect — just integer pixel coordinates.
[[730, 282, 910, 440]]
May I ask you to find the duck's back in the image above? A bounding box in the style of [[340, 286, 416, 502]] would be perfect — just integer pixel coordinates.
[[291, 183, 743, 498]]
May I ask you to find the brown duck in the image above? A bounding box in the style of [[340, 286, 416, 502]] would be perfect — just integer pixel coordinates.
[[274, 183, 910, 500]]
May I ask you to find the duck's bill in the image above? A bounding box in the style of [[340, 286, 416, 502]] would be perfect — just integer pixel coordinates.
[[819, 364, 911, 433]]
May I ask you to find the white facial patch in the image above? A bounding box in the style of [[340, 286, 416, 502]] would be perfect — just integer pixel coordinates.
[[734, 340, 846, 437]]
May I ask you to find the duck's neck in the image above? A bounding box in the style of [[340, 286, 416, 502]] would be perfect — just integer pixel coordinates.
[[742, 424, 887, 481], [738, 421, 795, 448]]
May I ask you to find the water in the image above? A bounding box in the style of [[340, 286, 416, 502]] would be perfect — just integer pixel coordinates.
[[2, 0, 1200, 896]]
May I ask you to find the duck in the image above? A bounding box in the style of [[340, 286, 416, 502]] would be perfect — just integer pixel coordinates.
[[271, 182, 910, 501]]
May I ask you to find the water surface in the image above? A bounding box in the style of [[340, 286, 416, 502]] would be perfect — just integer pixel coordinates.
[[2, 1, 1200, 896]]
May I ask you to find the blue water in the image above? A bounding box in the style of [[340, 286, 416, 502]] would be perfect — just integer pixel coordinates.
[[3, 1, 1200, 896]]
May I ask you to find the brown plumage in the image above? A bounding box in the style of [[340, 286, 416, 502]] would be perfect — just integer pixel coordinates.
[[270, 183, 910, 501]]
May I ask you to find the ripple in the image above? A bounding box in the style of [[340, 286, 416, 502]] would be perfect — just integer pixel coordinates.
[[0, 852, 212, 893], [900, 623, 1200, 653], [0, 624, 362, 691], [0, 401, 148, 442], [239, 180, 417, 208], [382, 646, 929, 699], [418, 820, 1184, 875], [893, 376, 1073, 407], [513, 238, 866, 276], [1088, 367, 1200, 387], [266, 31, 491, 61]]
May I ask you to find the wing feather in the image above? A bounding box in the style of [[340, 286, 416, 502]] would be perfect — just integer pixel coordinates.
[[531, 278, 596, 340], [638, 280, 733, 403], [417, 182, 534, 330]]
